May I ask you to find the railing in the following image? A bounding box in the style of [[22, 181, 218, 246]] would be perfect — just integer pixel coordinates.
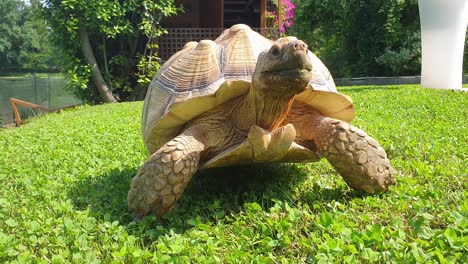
[[9, 98, 49, 126], [0, 74, 82, 126], [9, 98, 81, 127], [158, 28, 281, 61]]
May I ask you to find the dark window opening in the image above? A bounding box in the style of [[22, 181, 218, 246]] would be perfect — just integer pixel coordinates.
[[223, 0, 261, 28]]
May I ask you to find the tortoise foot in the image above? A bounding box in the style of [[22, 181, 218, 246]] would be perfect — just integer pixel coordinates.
[[128, 135, 201, 218], [321, 120, 396, 193]]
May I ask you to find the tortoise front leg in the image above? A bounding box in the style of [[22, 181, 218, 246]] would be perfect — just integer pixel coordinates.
[[286, 104, 396, 193], [128, 127, 206, 218]]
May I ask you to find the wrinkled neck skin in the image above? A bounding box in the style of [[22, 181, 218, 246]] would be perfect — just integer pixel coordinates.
[[232, 39, 312, 132], [233, 84, 296, 131]]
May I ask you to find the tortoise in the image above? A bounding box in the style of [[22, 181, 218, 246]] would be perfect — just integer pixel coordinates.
[[128, 24, 396, 217]]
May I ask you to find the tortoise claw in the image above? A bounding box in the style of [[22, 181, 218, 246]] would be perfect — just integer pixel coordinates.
[[320, 120, 396, 193]]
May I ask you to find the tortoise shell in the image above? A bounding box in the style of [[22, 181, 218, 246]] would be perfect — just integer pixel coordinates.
[[142, 24, 354, 154]]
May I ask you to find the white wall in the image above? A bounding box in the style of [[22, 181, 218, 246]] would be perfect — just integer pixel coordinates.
[[418, 0, 468, 90]]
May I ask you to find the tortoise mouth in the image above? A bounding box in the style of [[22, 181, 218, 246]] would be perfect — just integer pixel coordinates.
[[262, 62, 312, 73], [262, 68, 312, 79]]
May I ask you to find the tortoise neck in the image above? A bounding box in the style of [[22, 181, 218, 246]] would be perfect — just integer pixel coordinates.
[[235, 84, 296, 131]]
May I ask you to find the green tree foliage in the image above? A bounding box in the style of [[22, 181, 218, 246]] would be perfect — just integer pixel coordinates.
[[41, 0, 178, 102], [0, 0, 59, 71], [465, 30, 468, 74], [290, 0, 421, 77]]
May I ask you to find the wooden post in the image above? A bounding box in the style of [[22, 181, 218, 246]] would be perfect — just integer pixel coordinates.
[[278, 0, 283, 31], [10, 99, 22, 126], [48, 73, 51, 109], [260, 0, 266, 28], [221, 0, 224, 28], [9, 98, 50, 126], [33, 72, 37, 105], [9, 97, 80, 126]]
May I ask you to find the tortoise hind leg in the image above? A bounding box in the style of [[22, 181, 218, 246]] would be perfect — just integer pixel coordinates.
[[128, 129, 205, 218], [285, 105, 396, 193]]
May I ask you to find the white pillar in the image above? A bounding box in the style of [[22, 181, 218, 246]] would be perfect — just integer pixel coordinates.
[[418, 0, 468, 90]]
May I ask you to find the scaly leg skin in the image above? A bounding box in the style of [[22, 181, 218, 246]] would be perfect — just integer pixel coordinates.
[[315, 117, 396, 193], [128, 130, 204, 218], [286, 105, 396, 193]]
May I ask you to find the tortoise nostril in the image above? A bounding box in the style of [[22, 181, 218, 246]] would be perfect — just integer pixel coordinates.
[[292, 41, 307, 51]]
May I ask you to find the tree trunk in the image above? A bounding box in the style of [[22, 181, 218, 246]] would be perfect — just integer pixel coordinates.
[[78, 27, 117, 102]]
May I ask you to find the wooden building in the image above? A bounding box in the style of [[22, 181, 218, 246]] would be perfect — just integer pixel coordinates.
[[158, 0, 283, 60]]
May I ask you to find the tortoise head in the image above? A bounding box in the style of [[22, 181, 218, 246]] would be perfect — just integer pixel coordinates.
[[253, 38, 312, 97]]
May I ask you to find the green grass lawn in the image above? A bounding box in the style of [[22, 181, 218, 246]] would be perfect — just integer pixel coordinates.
[[0, 85, 466, 263]]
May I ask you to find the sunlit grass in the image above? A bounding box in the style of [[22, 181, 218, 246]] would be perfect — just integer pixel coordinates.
[[0, 85, 466, 263]]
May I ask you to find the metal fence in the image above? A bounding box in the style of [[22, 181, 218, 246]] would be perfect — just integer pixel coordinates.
[[1, 72, 466, 125], [0, 73, 82, 125]]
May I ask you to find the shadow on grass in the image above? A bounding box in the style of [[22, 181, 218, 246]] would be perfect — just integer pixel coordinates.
[[68, 167, 137, 224], [68, 162, 356, 239]]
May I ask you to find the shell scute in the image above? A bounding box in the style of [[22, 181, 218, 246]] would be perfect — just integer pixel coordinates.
[[142, 24, 354, 154], [157, 39, 223, 93]]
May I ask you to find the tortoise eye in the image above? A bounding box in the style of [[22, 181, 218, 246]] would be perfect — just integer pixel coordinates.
[[270, 45, 281, 57]]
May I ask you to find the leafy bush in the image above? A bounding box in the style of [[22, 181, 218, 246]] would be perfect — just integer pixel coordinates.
[[375, 32, 421, 76], [0, 0, 60, 71], [465, 30, 468, 74], [267, 0, 296, 33], [41, 0, 179, 103], [0, 86, 467, 262], [290, 0, 421, 77]]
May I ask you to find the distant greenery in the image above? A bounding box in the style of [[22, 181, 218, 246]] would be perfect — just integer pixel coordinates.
[[41, 0, 179, 102], [290, 0, 422, 77], [465, 31, 468, 74], [291, 1, 468, 78], [0, 0, 60, 71], [0, 85, 466, 262]]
